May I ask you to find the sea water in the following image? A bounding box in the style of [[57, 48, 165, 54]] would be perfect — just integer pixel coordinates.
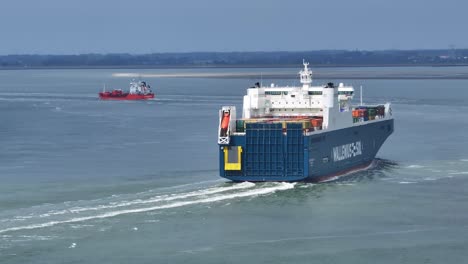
[[1, 67, 468, 263]]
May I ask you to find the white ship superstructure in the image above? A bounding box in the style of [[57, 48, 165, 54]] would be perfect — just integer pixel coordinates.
[[241, 61, 390, 130]]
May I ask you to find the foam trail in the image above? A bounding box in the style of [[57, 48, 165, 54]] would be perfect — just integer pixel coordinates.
[[155, 179, 224, 190], [407, 165, 424, 169], [449, 171, 468, 175], [0, 183, 294, 234], [43, 182, 255, 216], [1, 181, 243, 221]]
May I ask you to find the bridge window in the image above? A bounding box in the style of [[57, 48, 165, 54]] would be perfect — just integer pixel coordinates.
[[265, 91, 282, 95]]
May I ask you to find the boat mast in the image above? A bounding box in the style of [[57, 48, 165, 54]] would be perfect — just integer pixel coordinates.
[[299, 59, 312, 92], [360, 85, 363, 106], [260, 72, 263, 87]]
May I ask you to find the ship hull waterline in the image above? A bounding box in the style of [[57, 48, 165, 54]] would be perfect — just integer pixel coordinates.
[[99, 93, 155, 100]]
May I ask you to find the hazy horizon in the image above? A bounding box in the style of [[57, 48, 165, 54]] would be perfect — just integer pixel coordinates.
[[1, 0, 466, 55], [1, 47, 466, 56]]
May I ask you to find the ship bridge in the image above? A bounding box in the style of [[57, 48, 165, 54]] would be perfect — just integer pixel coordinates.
[[241, 61, 356, 130]]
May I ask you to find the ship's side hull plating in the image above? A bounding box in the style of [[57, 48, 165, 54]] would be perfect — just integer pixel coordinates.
[[219, 119, 394, 182], [99, 93, 155, 100]]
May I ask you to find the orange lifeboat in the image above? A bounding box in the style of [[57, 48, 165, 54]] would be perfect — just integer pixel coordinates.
[[220, 111, 230, 136], [310, 118, 323, 128]]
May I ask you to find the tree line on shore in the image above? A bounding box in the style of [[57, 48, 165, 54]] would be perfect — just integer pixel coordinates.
[[1, 49, 467, 68]]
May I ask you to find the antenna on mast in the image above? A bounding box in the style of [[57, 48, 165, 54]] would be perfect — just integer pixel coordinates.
[[299, 59, 312, 90], [360, 85, 363, 106], [260, 72, 263, 87]]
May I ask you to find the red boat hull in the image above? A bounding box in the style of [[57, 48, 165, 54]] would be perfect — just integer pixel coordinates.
[[99, 92, 155, 100]]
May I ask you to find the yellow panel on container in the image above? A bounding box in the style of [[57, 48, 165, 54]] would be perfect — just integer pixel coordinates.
[[224, 146, 242, 170]]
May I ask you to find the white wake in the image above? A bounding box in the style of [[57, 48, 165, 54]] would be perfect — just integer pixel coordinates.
[[0, 182, 294, 234]]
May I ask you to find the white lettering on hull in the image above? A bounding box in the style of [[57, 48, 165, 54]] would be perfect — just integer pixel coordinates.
[[332, 141, 362, 162]]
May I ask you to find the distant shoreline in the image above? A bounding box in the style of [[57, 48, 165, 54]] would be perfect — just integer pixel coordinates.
[[110, 68, 468, 80], [3, 64, 468, 79], [3, 49, 468, 70], [1, 63, 468, 71]]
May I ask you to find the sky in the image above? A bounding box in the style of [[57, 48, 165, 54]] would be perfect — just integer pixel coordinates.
[[1, 0, 466, 54]]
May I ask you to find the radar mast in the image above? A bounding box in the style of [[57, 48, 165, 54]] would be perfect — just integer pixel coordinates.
[[299, 59, 312, 90]]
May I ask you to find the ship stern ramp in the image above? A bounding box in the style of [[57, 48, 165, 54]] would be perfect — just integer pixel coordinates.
[[220, 123, 309, 182]]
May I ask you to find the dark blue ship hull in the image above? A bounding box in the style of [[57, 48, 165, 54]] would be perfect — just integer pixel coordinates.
[[219, 119, 394, 182]]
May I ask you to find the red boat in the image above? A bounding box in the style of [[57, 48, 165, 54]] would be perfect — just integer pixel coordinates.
[[99, 80, 155, 100]]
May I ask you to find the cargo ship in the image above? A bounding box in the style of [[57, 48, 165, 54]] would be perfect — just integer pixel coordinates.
[[99, 80, 154, 100], [217, 61, 394, 182]]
